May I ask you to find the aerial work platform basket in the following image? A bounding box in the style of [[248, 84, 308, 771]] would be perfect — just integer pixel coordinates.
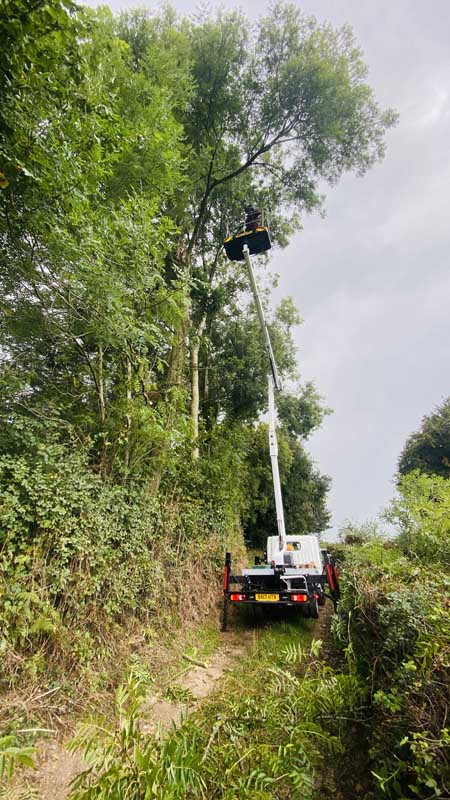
[[223, 206, 271, 261]]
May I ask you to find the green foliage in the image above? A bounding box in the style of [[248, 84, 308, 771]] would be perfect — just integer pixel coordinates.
[[70, 624, 364, 800], [0, 735, 35, 781], [203, 296, 300, 424], [113, 1, 395, 463], [277, 382, 331, 439], [69, 675, 206, 799], [398, 397, 450, 478], [333, 520, 450, 798], [0, 0, 394, 473], [282, 442, 331, 538], [0, 417, 233, 684], [386, 471, 450, 567], [0, 0, 186, 480], [179, 0, 396, 250]]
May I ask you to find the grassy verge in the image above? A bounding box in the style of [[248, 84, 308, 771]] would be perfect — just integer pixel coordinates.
[[67, 609, 363, 800]]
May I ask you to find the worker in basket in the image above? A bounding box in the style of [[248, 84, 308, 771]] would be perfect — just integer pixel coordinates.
[[245, 205, 262, 231], [223, 205, 271, 261]]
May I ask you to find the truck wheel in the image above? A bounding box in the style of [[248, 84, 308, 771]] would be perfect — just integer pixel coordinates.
[[309, 596, 319, 619], [221, 598, 229, 632]]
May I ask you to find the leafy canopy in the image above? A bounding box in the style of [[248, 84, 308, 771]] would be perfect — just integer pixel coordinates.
[[398, 397, 450, 479]]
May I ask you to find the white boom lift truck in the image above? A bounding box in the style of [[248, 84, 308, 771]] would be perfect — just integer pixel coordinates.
[[221, 209, 339, 631]]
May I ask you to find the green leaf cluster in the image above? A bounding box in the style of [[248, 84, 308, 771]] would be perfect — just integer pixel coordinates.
[[398, 397, 450, 479]]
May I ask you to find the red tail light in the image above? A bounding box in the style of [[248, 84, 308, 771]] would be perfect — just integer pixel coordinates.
[[291, 593, 308, 602], [315, 593, 320, 600], [230, 593, 245, 601]]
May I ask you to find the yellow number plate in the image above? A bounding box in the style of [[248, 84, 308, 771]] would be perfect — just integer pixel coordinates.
[[255, 593, 279, 602]]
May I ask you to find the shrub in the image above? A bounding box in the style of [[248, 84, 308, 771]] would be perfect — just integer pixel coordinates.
[[386, 471, 450, 567], [334, 537, 450, 799]]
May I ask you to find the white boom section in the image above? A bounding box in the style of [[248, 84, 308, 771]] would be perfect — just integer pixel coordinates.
[[243, 244, 286, 553], [268, 374, 287, 552], [243, 246, 282, 392]]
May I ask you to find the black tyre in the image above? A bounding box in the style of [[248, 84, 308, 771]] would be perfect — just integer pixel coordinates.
[[309, 596, 319, 619]]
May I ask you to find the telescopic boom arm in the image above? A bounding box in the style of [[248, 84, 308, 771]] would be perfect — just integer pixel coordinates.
[[242, 245, 281, 392], [242, 245, 287, 552]]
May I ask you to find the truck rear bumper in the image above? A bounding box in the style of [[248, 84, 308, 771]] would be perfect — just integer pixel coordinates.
[[225, 591, 319, 605]]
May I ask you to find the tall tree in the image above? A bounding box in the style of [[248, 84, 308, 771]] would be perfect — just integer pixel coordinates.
[[0, 4, 187, 479], [117, 4, 397, 455]]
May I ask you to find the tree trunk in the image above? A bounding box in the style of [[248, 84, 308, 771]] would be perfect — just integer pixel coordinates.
[[190, 314, 207, 459], [124, 357, 132, 470], [204, 359, 209, 401], [98, 344, 106, 425], [98, 344, 107, 477], [167, 307, 189, 389]]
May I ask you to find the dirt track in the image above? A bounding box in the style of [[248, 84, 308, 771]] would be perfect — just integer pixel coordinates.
[[11, 607, 331, 799], [12, 629, 252, 799]]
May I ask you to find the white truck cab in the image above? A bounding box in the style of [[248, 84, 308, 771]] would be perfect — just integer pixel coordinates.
[[267, 534, 323, 573]]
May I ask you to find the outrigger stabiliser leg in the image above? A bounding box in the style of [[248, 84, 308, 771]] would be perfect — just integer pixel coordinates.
[[221, 552, 232, 632], [323, 551, 340, 610]]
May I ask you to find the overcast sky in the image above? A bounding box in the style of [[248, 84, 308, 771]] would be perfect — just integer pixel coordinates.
[[87, 0, 450, 536]]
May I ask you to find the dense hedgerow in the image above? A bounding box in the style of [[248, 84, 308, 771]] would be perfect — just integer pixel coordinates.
[[333, 473, 450, 799], [0, 419, 241, 685]]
